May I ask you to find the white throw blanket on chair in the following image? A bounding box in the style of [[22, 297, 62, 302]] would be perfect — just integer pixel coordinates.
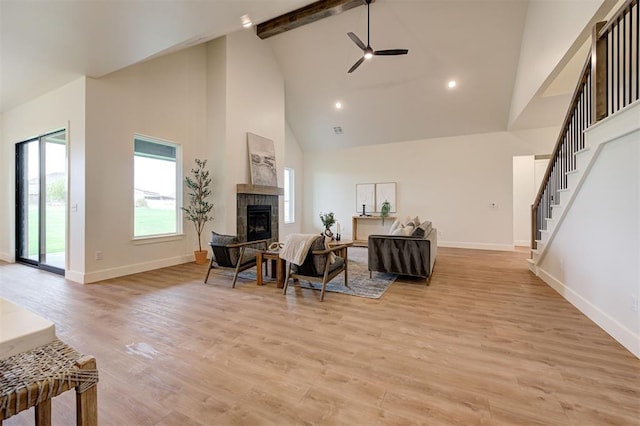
[[280, 234, 320, 266]]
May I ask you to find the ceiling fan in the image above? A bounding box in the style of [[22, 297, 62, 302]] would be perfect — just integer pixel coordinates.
[[347, 0, 408, 73]]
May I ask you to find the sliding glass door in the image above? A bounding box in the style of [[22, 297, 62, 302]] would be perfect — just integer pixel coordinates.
[[15, 130, 67, 274]]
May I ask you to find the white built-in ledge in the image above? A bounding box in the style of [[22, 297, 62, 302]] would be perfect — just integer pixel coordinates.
[[236, 184, 284, 196]]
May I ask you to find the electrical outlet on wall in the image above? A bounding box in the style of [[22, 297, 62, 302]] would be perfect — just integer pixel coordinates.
[[631, 295, 638, 313], [95, 251, 103, 261]]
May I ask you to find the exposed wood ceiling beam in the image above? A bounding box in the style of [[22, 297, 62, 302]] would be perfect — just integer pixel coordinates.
[[256, 0, 370, 40]]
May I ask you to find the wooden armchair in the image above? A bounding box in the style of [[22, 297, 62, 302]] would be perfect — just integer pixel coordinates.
[[204, 232, 268, 287], [282, 236, 349, 301]]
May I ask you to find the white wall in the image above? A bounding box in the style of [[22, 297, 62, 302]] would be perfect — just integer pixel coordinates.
[[0, 78, 86, 277], [206, 37, 229, 239], [84, 46, 208, 283], [207, 30, 286, 237], [282, 122, 304, 238], [537, 102, 640, 358], [303, 127, 557, 249], [1, 29, 286, 283], [513, 156, 535, 246], [0, 112, 6, 261], [509, 0, 607, 127]]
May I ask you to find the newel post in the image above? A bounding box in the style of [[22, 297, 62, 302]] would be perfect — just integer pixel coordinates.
[[531, 204, 537, 251], [591, 21, 608, 123]]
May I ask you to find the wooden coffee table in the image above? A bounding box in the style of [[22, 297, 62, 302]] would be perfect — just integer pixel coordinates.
[[256, 250, 286, 288], [328, 239, 353, 259]]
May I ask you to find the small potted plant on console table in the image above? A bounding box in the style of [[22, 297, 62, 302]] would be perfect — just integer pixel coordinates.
[[380, 200, 391, 224], [182, 158, 214, 264]]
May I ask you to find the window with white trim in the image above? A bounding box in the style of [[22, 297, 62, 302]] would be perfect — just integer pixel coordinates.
[[284, 167, 295, 224], [134, 135, 181, 238]]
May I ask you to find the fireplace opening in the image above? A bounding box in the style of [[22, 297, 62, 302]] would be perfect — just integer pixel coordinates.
[[247, 205, 272, 241]]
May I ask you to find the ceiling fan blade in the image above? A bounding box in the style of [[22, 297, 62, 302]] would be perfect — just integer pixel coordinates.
[[347, 32, 367, 51], [374, 49, 409, 56], [348, 57, 365, 73]]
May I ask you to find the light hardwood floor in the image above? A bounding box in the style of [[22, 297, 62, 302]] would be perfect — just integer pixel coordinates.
[[1, 247, 638, 425]]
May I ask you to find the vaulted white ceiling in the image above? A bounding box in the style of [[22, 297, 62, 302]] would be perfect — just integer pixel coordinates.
[[1, 0, 593, 151], [266, 0, 532, 150], [0, 0, 311, 112]]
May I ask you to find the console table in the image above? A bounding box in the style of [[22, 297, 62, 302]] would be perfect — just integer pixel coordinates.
[[351, 216, 396, 246]]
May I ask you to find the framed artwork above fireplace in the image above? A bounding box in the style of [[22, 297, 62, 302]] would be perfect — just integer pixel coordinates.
[[247, 133, 277, 187]]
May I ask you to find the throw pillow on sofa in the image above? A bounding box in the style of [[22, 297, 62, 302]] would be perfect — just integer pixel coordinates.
[[412, 221, 432, 237], [389, 216, 427, 236], [388, 218, 402, 235], [402, 225, 415, 236], [389, 216, 410, 234], [390, 223, 415, 236], [390, 224, 406, 236]]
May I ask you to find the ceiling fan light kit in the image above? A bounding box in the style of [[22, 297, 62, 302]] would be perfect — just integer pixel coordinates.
[[347, 0, 408, 73]]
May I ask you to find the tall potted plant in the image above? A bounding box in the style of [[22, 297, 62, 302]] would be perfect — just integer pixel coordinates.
[[182, 158, 214, 264]]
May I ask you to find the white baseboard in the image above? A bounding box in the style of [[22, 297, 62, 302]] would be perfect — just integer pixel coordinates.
[[514, 239, 530, 247], [64, 270, 86, 284], [438, 241, 515, 252], [67, 255, 195, 284], [537, 267, 640, 359]]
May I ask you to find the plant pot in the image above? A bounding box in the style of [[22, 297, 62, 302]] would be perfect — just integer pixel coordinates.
[[194, 250, 208, 265]]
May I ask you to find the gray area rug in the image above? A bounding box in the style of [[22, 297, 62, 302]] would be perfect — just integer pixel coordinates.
[[296, 247, 397, 299], [222, 247, 397, 299]]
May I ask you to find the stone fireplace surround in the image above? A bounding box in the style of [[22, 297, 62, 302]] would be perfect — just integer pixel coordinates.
[[236, 184, 283, 244]]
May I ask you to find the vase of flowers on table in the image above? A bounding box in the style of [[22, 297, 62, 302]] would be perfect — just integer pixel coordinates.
[[319, 211, 336, 239]]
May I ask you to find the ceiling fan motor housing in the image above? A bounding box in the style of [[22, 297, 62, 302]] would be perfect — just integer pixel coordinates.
[[347, 0, 408, 73]]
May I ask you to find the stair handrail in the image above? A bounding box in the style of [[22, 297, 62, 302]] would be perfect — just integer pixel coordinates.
[[598, 0, 638, 37], [530, 55, 592, 248], [596, 0, 639, 119]]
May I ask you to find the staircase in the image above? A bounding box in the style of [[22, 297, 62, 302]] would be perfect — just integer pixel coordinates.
[[529, 2, 639, 269], [529, 145, 592, 270], [529, 53, 592, 269], [527, 0, 640, 358]]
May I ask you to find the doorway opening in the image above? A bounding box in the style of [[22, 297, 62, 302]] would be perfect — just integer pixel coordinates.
[[15, 130, 67, 275], [512, 154, 549, 247]]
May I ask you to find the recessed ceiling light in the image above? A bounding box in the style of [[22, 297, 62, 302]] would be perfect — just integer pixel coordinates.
[[335, 101, 343, 109], [241, 14, 252, 28], [448, 80, 457, 89]]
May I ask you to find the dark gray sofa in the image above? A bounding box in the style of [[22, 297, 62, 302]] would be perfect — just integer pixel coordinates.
[[367, 227, 437, 282]]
